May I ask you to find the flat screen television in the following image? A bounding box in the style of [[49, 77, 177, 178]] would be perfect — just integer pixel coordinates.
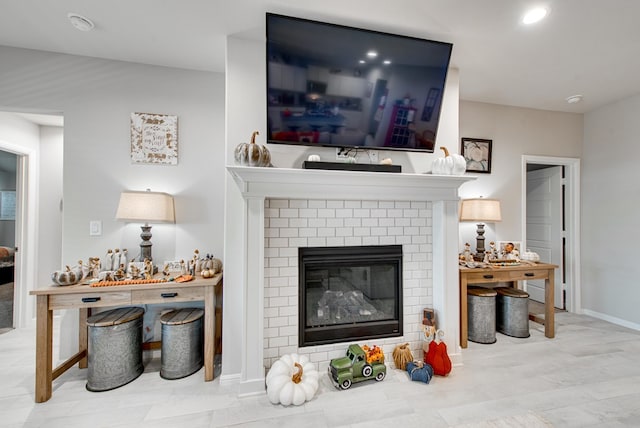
[[266, 13, 453, 153]]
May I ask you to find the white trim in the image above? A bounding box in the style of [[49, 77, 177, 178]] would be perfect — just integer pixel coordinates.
[[521, 155, 580, 314], [582, 309, 640, 331]]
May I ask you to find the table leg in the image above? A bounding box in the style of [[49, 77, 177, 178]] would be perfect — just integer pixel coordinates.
[[79, 308, 89, 369], [460, 276, 468, 349], [204, 284, 215, 381], [35, 295, 52, 403], [545, 269, 555, 338]]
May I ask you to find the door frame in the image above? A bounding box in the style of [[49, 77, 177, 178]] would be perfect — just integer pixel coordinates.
[[0, 140, 37, 328], [521, 155, 581, 313]]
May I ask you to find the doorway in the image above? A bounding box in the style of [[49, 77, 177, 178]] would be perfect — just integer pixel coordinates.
[[0, 151, 17, 333], [521, 155, 580, 313]]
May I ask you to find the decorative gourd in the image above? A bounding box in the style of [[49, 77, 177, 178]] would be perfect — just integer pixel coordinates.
[[200, 268, 215, 278], [234, 131, 272, 167], [432, 146, 466, 175], [51, 264, 84, 286], [200, 256, 222, 274], [266, 353, 319, 406]]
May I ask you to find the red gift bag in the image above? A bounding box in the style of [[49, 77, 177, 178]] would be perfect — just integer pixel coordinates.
[[424, 335, 452, 376]]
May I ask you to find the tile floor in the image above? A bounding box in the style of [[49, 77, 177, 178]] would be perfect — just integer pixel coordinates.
[[1, 312, 640, 427]]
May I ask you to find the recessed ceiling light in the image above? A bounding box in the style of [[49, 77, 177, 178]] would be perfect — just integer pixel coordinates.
[[383, 60, 392, 65], [68, 13, 95, 31], [565, 95, 583, 104], [366, 51, 378, 58], [522, 7, 548, 25], [359, 60, 366, 64]]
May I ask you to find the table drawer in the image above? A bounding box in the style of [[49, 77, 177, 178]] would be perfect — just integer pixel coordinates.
[[506, 270, 549, 281], [464, 271, 512, 284], [131, 286, 204, 304], [49, 291, 131, 310], [464, 269, 549, 284]]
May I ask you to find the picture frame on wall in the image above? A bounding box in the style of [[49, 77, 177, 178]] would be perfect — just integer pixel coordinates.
[[497, 241, 522, 259], [461, 137, 492, 173], [130, 112, 178, 165]]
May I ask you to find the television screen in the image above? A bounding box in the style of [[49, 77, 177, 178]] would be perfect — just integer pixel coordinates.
[[266, 13, 453, 153]]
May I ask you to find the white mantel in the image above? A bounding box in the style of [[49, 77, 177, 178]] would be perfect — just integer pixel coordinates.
[[226, 165, 473, 396]]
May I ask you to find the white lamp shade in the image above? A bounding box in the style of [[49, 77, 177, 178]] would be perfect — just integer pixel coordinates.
[[115, 190, 175, 223], [459, 198, 502, 222]]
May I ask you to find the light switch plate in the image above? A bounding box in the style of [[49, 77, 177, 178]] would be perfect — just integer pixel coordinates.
[[89, 220, 102, 236]]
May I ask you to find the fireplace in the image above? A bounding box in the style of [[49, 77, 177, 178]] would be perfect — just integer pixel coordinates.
[[299, 245, 402, 346], [226, 166, 471, 396]]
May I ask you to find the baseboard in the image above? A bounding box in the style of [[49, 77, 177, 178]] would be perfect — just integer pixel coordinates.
[[302, 161, 401, 173], [581, 309, 640, 331], [219, 372, 241, 386]]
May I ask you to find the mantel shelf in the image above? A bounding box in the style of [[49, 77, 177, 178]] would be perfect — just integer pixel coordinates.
[[227, 165, 475, 201]]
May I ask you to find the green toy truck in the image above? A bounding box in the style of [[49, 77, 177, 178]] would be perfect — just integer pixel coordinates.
[[328, 344, 386, 390]]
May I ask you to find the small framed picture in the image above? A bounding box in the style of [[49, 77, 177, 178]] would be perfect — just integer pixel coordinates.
[[497, 241, 522, 259], [461, 138, 492, 173]]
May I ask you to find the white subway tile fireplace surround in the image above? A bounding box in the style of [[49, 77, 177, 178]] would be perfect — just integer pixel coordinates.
[[264, 198, 432, 369], [227, 166, 473, 396]]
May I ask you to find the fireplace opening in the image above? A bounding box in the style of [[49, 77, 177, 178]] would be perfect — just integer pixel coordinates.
[[299, 245, 402, 347]]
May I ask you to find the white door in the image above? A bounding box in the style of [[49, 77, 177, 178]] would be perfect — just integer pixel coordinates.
[[526, 166, 564, 308]]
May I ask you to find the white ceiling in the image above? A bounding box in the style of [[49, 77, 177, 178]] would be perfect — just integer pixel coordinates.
[[1, 0, 639, 115]]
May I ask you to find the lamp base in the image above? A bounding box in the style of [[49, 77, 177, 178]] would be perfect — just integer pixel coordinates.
[[475, 223, 486, 261]]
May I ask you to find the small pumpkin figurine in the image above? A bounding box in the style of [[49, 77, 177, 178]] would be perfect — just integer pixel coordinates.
[[234, 131, 272, 167], [51, 263, 85, 286], [432, 146, 466, 175]]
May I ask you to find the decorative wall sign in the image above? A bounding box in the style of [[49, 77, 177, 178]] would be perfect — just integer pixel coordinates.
[[130, 112, 178, 165]]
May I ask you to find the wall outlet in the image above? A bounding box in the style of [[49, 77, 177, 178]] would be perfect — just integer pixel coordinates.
[[367, 150, 379, 163]]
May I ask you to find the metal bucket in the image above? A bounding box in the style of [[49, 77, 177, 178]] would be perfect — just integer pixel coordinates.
[[467, 286, 497, 344], [86, 307, 144, 392], [496, 287, 530, 338], [160, 308, 204, 379]]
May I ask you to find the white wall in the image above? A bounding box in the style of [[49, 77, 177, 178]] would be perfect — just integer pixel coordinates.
[[38, 126, 64, 302], [458, 101, 583, 248], [582, 94, 640, 327], [0, 46, 225, 357]]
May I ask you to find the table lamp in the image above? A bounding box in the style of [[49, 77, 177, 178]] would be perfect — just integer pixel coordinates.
[[115, 189, 175, 262], [459, 198, 502, 261]]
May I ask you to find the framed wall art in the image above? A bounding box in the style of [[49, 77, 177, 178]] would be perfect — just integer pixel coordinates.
[[497, 241, 522, 259], [130, 112, 178, 165], [461, 137, 492, 173]]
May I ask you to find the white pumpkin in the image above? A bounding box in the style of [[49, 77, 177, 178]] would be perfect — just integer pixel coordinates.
[[266, 353, 319, 406], [432, 146, 466, 175], [234, 131, 272, 167]]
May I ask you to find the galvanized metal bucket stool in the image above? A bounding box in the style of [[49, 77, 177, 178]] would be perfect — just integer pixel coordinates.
[[160, 308, 204, 379], [467, 286, 497, 344], [495, 287, 530, 338], [86, 307, 144, 392]]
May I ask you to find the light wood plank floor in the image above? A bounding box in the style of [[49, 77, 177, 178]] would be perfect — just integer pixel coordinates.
[[1, 312, 639, 427]]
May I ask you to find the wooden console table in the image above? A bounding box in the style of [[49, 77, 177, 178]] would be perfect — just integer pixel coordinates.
[[29, 273, 222, 403], [459, 263, 557, 348]]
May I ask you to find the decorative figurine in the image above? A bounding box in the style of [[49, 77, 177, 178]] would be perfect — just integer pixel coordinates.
[[143, 258, 153, 279], [328, 344, 386, 390], [105, 249, 113, 272]]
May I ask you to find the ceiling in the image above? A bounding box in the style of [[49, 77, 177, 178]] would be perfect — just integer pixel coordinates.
[[1, 0, 639, 115]]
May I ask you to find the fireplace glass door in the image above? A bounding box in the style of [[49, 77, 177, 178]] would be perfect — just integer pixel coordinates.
[[299, 245, 402, 346]]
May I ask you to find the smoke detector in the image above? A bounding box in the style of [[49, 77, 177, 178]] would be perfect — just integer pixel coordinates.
[[68, 13, 95, 31], [565, 95, 583, 104]]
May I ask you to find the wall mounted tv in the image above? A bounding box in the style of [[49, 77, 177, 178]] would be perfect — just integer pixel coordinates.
[[266, 13, 453, 153]]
